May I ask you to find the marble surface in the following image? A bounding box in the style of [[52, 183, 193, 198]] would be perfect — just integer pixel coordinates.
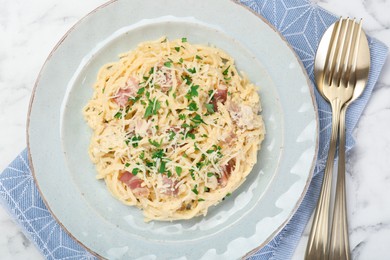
[[0, 0, 389, 259]]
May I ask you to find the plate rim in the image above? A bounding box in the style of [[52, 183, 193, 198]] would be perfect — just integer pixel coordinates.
[[26, 0, 319, 258]]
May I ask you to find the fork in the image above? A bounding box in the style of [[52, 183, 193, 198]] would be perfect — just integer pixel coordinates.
[[305, 18, 363, 260]]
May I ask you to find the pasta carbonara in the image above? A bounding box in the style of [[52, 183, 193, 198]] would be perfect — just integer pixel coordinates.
[[83, 37, 265, 221]]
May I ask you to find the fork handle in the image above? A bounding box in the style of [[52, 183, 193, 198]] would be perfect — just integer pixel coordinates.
[[305, 99, 342, 260], [329, 106, 351, 260]]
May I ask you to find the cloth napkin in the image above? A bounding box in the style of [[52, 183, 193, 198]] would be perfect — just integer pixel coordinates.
[[0, 0, 388, 259]]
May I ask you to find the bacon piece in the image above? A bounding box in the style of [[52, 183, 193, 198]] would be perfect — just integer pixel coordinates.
[[119, 171, 149, 197], [168, 126, 181, 133], [211, 85, 228, 112], [113, 77, 140, 107], [160, 176, 179, 196], [223, 132, 237, 145], [218, 159, 236, 187]]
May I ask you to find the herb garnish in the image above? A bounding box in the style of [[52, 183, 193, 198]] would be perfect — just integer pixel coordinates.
[[191, 184, 199, 195], [185, 85, 199, 100], [175, 166, 182, 176]]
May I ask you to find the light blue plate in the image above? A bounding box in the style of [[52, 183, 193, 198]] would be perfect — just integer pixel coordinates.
[[28, 0, 318, 259]]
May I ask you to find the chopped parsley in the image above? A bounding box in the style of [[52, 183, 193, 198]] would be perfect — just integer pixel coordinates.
[[146, 161, 155, 168], [158, 160, 167, 173], [114, 111, 122, 119], [181, 37, 187, 43], [205, 103, 215, 114], [164, 61, 172, 68], [175, 166, 182, 176], [167, 170, 172, 178], [222, 65, 230, 76], [148, 139, 162, 148], [144, 98, 161, 118], [207, 172, 214, 177], [195, 55, 202, 60], [182, 75, 192, 85], [174, 47, 180, 52], [152, 149, 165, 159], [179, 58, 184, 64], [185, 85, 199, 100], [137, 87, 145, 95], [198, 198, 205, 202], [188, 102, 198, 111], [187, 67, 196, 74], [191, 114, 206, 126], [186, 132, 196, 140], [179, 114, 186, 120], [168, 130, 176, 141], [131, 168, 140, 175], [191, 184, 199, 195], [125, 163, 130, 167], [190, 169, 196, 180], [139, 151, 145, 160], [127, 135, 142, 148]]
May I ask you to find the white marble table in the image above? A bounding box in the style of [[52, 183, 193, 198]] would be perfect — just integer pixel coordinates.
[[1, 0, 389, 259]]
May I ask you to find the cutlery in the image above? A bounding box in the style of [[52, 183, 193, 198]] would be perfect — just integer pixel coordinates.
[[305, 18, 370, 260], [328, 18, 370, 260]]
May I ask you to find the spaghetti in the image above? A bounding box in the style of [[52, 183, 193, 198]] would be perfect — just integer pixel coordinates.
[[83, 37, 265, 221]]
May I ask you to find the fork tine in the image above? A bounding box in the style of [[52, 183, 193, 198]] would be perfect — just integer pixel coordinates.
[[332, 18, 350, 87], [347, 19, 363, 87], [324, 18, 343, 86], [340, 18, 356, 87]]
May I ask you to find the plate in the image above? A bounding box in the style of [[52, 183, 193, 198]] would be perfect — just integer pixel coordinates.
[[27, 0, 318, 259]]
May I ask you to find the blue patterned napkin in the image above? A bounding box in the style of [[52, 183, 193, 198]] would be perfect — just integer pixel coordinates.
[[0, 0, 388, 259]]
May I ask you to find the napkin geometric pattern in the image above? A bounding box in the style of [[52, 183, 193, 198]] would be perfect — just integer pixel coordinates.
[[0, 0, 388, 259]]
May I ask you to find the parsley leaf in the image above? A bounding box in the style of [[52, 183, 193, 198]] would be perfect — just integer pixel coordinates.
[[182, 75, 192, 85], [222, 65, 230, 76], [186, 132, 196, 139], [114, 111, 122, 119], [187, 67, 196, 74], [207, 172, 214, 177], [205, 103, 215, 114], [181, 37, 187, 43], [191, 184, 198, 195], [185, 85, 199, 100], [175, 166, 182, 176], [125, 163, 130, 167], [188, 102, 198, 111], [164, 61, 172, 68], [130, 135, 143, 148], [139, 151, 145, 160], [137, 87, 145, 95], [144, 98, 161, 118], [168, 130, 176, 141], [179, 114, 186, 120], [131, 168, 140, 175], [159, 160, 166, 173], [179, 58, 184, 64], [191, 114, 206, 125], [198, 198, 205, 202], [174, 47, 180, 52], [152, 149, 165, 159], [149, 139, 162, 148], [195, 55, 202, 60]]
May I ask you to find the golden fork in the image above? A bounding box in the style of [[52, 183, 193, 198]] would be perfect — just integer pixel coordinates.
[[305, 18, 370, 260]]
